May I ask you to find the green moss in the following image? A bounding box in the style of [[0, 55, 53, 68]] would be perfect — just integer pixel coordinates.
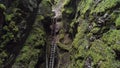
[[13, 26, 45, 67], [115, 15, 120, 28], [1, 0, 120, 67], [102, 30, 120, 45], [71, 38, 120, 68], [110, 12, 118, 21], [0, 51, 8, 66], [63, 0, 70, 5], [59, 33, 65, 39], [71, 28, 120, 68], [5, 14, 14, 21], [71, 38, 89, 68], [0, 4, 6, 10], [78, 0, 93, 15], [72, 21, 88, 48], [3, 26, 9, 31], [90, 27, 100, 34], [64, 7, 73, 14], [70, 21, 89, 68], [16, 46, 41, 63], [91, 0, 120, 13], [9, 21, 19, 32], [13, 14, 45, 67], [90, 40, 115, 64], [57, 42, 70, 51], [102, 29, 120, 54], [36, 15, 44, 22]]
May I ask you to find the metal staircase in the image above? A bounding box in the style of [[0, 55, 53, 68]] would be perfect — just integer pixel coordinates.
[[48, 18, 57, 68], [49, 40, 57, 68]]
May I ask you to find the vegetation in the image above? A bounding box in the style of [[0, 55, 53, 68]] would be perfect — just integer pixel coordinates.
[[0, 0, 120, 68]]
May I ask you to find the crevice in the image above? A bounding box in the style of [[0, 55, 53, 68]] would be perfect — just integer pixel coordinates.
[[114, 49, 120, 61], [42, 17, 52, 35], [35, 48, 45, 68]]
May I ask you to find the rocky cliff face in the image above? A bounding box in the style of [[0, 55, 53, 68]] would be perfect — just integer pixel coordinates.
[[0, 0, 120, 68]]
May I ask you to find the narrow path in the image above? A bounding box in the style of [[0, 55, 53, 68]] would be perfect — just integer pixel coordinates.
[[46, 1, 63, 68], [48, 18, 57, 68]]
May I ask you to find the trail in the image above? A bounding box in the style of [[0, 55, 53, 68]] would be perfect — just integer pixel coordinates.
[[46, 0, 65, 68], [49, 18, 57, 68]]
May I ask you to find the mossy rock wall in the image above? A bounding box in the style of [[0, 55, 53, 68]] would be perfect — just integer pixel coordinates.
[[69, 0, 120, 68]]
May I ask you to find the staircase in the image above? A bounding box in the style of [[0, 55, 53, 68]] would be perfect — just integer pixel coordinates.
[[49, 40, 57, 68], [48, 18, 57, 68]]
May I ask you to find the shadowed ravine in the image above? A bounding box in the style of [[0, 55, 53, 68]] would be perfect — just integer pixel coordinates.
[[0, 0, 120, 68]]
